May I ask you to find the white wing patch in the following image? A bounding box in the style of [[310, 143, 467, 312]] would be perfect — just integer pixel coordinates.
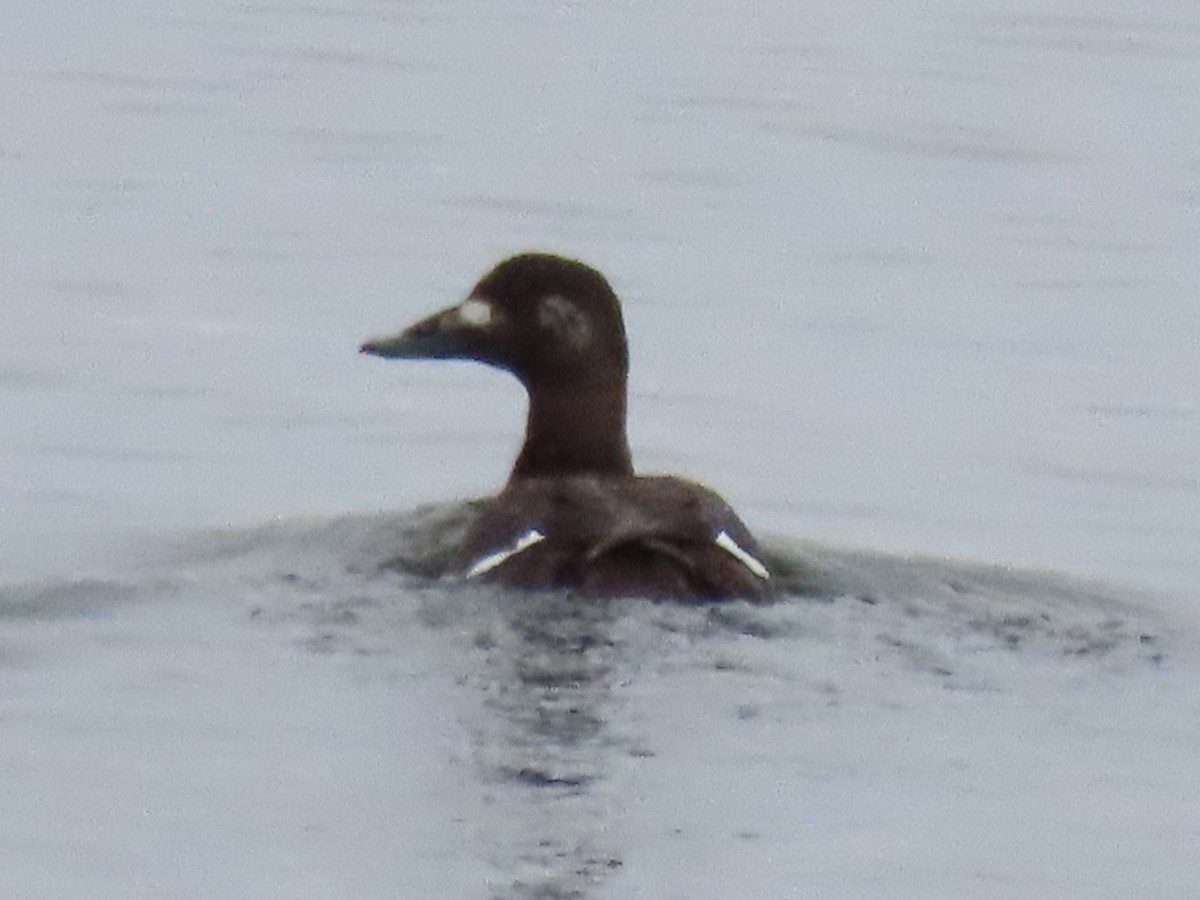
[[465, 528, 546, 578], [714, 530, 770, 579], [457, 298, 494, 328]]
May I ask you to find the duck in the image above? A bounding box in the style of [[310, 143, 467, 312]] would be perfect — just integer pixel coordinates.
[[361, 253, 774, 602]]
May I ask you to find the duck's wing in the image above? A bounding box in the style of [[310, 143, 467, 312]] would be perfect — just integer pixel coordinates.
[[455, 476, 774, 602]]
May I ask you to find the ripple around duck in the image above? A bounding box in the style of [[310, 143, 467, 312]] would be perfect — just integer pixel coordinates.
[[153, 501, 1176, 672], [3, 504, 1190, 899]]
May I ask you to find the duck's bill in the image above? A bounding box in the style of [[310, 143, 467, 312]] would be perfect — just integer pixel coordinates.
[[359, 306, 472, 360]]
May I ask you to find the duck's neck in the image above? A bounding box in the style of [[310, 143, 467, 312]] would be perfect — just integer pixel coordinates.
[[510, 379, 634, 481]]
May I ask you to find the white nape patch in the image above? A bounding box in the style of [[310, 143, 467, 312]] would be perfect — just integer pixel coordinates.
[[457, 298, 494, 328], [714, 530, 770, 579], [465, 528, 546, 578]]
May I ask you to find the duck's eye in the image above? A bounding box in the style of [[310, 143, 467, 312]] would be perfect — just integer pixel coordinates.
[[456, 298, 494, 328], [537, 295, 591, 348]]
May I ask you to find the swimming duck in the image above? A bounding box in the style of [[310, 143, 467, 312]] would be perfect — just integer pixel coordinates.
[[361, 253, 773, 602]]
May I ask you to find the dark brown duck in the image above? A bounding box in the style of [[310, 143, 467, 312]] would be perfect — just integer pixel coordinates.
[[361, 253, 774, 602]]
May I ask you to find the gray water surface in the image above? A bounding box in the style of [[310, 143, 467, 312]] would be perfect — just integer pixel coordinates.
[[3, 1, 1200, 897]]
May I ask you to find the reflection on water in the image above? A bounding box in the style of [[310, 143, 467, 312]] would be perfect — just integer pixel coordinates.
[[467, 592, 625, 899]]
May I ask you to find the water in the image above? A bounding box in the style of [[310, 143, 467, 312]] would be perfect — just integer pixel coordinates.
[[3, 1, 1199, 897]]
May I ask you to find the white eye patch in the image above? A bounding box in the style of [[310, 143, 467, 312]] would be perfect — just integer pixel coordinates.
[[537, 295, 592, 348], [456, 298, 494, 328], [465, 528, 546, 578], [714, 530, 770, 579]]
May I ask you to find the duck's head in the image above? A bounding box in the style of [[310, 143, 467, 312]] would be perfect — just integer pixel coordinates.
[[361, 253, 629, 389]]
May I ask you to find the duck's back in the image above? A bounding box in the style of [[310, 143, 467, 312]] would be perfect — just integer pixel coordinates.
[[456, 475, 774, 602]]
